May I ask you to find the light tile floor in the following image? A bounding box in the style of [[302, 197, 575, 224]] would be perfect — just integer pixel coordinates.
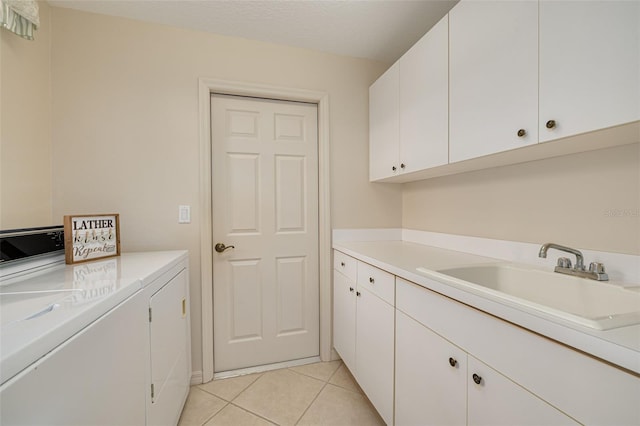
[[178, 361, 385, 426]]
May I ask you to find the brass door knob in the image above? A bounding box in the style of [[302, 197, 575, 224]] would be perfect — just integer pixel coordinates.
[[215, 243, 235, 253], [517, 129, 526, 137], [545, 120, 556, 129]]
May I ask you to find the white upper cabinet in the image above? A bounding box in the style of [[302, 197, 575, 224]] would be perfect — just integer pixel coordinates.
[[370, 0, 639, 182], [449, 0, 539, 163], [369, 63, 400, 181], [399, 14, 449, 173], [539, 1, 640, 142]]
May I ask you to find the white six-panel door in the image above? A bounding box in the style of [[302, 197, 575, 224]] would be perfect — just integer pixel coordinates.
[[211, 94, 319, 373]]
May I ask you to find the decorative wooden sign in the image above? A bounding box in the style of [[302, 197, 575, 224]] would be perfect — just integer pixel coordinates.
[[63, 214, 121, 264]]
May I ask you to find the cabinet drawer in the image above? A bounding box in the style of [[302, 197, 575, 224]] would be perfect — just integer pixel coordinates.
[[333, 251, 356, 282], [357, 262, 394, 305]]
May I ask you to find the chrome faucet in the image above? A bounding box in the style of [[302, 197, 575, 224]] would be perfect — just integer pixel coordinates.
[[538, 243, 608, 281]]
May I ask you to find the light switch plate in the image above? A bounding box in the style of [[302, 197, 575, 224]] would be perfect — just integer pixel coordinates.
[[178, 205, 191, 224]]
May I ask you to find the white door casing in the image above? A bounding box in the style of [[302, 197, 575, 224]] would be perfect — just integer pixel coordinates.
[[211, 94, 319, 373], [198, 78, 331, 384]]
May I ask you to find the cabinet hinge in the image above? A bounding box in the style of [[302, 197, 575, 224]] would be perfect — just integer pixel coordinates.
[[149, 307, 152, 323], [151, 383, 155, 400]]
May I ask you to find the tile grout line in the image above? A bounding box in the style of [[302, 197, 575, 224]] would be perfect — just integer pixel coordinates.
[[287, 365, 340, 425], [194, 373, 266, 424], [326, 364, 365, 396], [199, 400, 230, 426], [293, 378, 329, 425], [227, 401, 279, 425], [190, 363, 371, 426]]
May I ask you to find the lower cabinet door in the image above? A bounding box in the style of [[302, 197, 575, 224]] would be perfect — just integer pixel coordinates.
[[395, 310, 467, 426], [467, 355, 578, 426], [333, 270, 356, 371], [355, 287, 394, 425]]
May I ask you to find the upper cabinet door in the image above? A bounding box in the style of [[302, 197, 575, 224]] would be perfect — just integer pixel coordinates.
[[539, 1, 640, 142], [449, 0, 538, 163], [399, 14, 449, 172], [369, 63, 400, 181]]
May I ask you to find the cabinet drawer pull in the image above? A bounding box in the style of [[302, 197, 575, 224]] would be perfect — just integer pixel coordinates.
[[545, 119, 556, 129], [340, 262, 345, 267], [400, 163, 406, 169], [349, 287, 354, 292], [517, 129, 526, 137], [392, 166, 397, 172], [448, 357, 458, 367], [369, 277, 375, 284], [356, 291, 361, 297], [472, 373, 482, 385]]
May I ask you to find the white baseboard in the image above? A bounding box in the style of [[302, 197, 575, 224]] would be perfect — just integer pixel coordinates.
[[190, 371, 203, 385], [213, 356, 321, 380], [330, 348, 341, 362]]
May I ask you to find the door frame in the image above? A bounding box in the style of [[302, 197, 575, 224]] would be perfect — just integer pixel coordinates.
[[198, 78, 331, 383]]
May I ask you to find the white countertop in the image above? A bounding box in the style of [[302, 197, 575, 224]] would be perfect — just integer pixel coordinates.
[[334, 240, 640, 375], [0, 251, 188, 385]]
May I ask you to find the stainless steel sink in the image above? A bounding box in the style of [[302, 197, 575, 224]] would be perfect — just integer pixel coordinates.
[[430, 264, 640, 330]]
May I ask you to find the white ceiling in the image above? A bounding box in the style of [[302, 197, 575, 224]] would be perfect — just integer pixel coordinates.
[[48, 0, 458, 63]]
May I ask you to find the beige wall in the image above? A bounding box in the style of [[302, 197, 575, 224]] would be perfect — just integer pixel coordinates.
[[0, 2, 53, 229], [403, 143, 640, 255], [50, 7, 400, 374]]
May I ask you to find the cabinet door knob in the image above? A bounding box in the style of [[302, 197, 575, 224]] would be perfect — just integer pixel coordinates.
[[340, 262, 345, 267], [448, 357, 458, 367], [356, 291, 361, 297], [369, 277, 375, 284], [545, 120, 556, 129], [349, 287, 354, 292], [400, 163, 406, 169], [517, 129, 526, 137], [392, 166, 397, 171], [472, 373, 482, 385]]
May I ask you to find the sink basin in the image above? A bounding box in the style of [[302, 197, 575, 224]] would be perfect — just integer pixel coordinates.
[[432, 264, 640, 330]]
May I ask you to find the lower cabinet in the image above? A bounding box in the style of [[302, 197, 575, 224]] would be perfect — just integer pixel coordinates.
[[467, 356, 577, 426], [396, 310, 467, 426], [355, 286, 394, 425], [396, 307, 578, 426], [333, 251, 394, 425], [333, 269, 356, 371], [335, 251, 640, 425], [395, 277, 640, 426]]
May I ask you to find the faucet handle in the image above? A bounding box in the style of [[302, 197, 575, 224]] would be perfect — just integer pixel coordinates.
[[589, 262, 606, 274], [557, 257, 572, 268]]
